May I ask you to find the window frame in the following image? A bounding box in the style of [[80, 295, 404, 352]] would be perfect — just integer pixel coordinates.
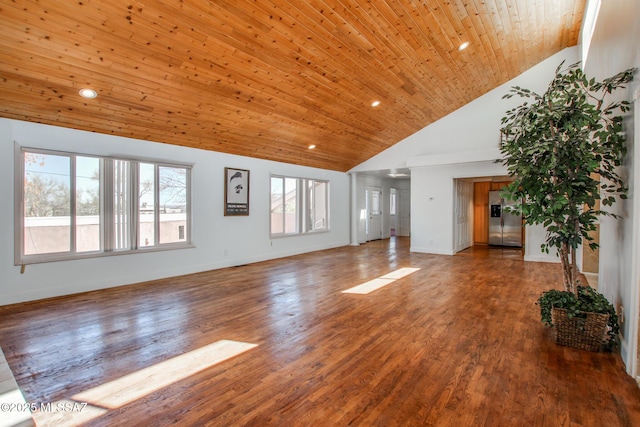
[[15, 146, 193, 265], [269, 174, 330, 238]]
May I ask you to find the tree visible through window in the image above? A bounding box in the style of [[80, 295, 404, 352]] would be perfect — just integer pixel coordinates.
[[24, 152, 72, 255], [159, 166, 188, 244], [18, 148, 191, 264]]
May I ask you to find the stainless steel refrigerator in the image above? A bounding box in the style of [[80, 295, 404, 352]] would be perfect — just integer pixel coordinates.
[[488, 191, 522, 247]]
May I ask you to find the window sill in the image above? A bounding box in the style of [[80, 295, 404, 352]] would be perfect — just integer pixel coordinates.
[[16, 243, 195, 266], [269, 229, 330, 239]]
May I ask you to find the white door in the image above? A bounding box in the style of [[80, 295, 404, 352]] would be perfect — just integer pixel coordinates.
[[454, 180, 473, 252], [365, 186, 383, 241], [398, 189, 411, 236]]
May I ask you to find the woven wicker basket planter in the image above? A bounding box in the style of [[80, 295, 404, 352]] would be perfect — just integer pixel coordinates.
[[552, 307, 609, 352]]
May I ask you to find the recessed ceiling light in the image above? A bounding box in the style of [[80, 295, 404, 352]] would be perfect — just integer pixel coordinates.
[[308, 144, 316, 150], [458, 41, 470, 51], [79, 88, 98, 99], [371, 100, 381, 107]]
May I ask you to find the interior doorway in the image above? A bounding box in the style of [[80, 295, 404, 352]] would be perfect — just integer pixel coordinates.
[[474, 180, 511, 244], [458, 176, 525, 257]]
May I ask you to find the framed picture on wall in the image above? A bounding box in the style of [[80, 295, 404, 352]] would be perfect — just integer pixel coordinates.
[[224, 167, 250, 216]]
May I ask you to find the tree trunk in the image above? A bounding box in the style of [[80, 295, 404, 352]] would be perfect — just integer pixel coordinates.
[[559, 242, 572, 293], [570, 244, 578, 296], [570, 217, 581, 296]]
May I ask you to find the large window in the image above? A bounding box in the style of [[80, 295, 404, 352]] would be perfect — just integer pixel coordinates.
[[270, 175, 329, 236], [17, 148, 191, 264]]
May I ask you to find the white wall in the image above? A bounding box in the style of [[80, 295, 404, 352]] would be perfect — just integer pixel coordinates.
[[0, 118, 350, 305], [583, 0, 640, 374], [409, 160, 553, 261], [351, 48, 579, 174], [523, 223, 559, 264], [353, 48, 580, 260]]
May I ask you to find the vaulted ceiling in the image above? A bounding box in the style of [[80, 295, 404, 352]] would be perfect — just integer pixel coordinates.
[[0, 0, 585, 172]]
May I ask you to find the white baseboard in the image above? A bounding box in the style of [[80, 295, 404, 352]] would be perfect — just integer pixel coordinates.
[[410, 246, 455, 256], [524, 255, 560, 263]]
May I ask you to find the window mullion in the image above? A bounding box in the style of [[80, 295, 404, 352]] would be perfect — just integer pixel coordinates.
[[281, 178, 286, 234], [295, 179, 302, 234], [301, 179, 307, 232], [154, 164, 160, 246], [309, 180, 314, 232], [99, 158, 105, 251], [130, 161, 139, 249], [312, 180, 317, 231], [297, 179, 303, 233], [103, 158, 114, 252], [69, 155, 77, 254], [185, 166, 191, 243], [325, 181, 329, 230]]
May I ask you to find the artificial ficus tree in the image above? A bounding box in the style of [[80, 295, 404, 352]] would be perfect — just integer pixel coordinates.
[[499, 61, 635, 295]]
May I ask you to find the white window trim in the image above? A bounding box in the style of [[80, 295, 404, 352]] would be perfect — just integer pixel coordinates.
[[269, 174, 330, 238], [15, 145, 193, 265]]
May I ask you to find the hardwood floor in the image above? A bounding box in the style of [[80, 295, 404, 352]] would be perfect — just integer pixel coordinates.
[[1, 237, 639, 426]]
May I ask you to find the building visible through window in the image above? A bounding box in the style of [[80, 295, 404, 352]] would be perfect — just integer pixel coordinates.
[[270, 175, 329, 236], [18, 148, 191, 264]]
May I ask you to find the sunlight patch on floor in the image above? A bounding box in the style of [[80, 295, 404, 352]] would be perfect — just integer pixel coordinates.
[[342, 267, 420, 294], [74, 340, 258, 409], [30, 340, 258, 426]]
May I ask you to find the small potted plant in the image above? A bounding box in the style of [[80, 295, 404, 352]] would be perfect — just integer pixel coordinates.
[[498, 61, 635, 351]]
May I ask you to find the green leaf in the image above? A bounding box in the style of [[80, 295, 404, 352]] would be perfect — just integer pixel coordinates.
[[499, 62, 635, 290]]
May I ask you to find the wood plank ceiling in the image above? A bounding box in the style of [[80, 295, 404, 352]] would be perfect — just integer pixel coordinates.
[[0, 0, 585, 172]]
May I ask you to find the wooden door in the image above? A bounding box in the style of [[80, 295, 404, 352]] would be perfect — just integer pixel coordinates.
[[473, 182, 491, 244]]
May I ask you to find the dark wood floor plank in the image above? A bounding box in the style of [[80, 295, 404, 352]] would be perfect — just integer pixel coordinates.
[[0, 238, 639, 426]]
